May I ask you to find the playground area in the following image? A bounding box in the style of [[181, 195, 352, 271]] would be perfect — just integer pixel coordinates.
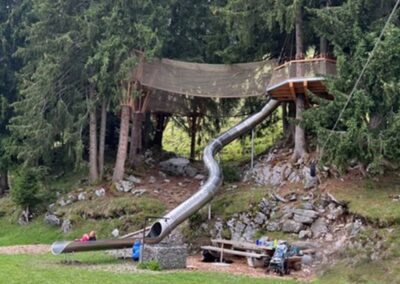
[[2, 1, 400, 283]]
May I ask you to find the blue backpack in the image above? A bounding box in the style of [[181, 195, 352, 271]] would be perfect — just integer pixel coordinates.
[[132, 240, 141, 261]]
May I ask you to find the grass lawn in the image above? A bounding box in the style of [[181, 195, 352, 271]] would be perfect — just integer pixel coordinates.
[[333, 178, 400, 224], [0, 252, 300, 284]]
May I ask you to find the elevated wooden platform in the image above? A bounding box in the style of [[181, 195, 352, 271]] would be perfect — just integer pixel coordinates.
[[266, 58, 336, 102]]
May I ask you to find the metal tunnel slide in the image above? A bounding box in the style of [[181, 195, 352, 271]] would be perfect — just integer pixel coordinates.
[[51, 99, 280, 255]]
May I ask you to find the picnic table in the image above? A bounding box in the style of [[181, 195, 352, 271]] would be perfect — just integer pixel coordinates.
[[201, 239, 302, 269]]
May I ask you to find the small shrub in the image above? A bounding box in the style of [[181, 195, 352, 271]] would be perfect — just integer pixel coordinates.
[[11, 168, 40, 213], [137, 260, 161, 271], [222, 165, 240, 183]]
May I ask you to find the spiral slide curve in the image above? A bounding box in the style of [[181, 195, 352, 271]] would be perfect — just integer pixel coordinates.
[[51, 98, 280, 255]]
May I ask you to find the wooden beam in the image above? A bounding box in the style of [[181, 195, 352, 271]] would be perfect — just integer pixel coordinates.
[[289, 81, 296, 100]]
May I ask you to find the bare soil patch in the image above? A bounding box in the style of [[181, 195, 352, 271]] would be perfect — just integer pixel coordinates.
[[0, 245, 50, 255]]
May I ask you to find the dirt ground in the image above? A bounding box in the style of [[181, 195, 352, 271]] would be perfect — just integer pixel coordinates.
[[187, 255, 314, 281], [0, 244, 50, 254]]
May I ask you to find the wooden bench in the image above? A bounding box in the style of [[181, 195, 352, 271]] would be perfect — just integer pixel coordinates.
[[201, 239, 302, 269]]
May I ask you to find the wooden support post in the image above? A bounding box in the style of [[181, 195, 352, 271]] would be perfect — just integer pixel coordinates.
[[251, 129, 255, 169], [289, 81, 296, 101], [220, 243, 224, 263]]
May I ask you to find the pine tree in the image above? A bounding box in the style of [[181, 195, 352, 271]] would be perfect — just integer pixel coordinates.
[[305, 0, 400, 172]]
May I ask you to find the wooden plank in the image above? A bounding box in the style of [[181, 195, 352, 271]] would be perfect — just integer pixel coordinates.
[[211, 239, 273, 252], [201, 246, 268, 258]]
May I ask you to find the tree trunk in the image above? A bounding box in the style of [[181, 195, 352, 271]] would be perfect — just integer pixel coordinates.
[[153, 113, 168, 150], [320, 1, 329, 58], [98, 98, 107, 180], [0, 170, 8, 195], [282, 103, 289, 137], [113, 105, 131, 182], [142, 112, 153, 150], [320, 37, 328, 57], [292, 5, 307, 161], [89, 85, 99, 183], [295, 6, 304, 61], [128, 111, 143, 166], [293, 94, 307, 160], [189, 116, 198, 162]]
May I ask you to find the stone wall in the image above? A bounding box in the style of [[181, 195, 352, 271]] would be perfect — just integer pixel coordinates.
[[142, 244, 187, 270]]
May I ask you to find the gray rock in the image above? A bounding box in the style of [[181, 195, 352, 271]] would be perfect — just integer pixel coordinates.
[[213, 221, 223, 239], [78, 192, 86, 201], [131, 189, 147, 196], [266, 221, 280, 232], [285, 192, 297, 202], [298, 230, 312, 239], [95, 188, 106, 197], [292, 209, 319, 219], [194, 174, 205, 180], [111, 229, 119, 238], [160, 230, 185, 245], [61, 219, 72, 233], [44, 213, 60, 226], [327, 205, 345, 220], [239, 213, 252, 225], [325, 233, 334, 241], [293, 214, 315, 225], [292, 241, 321, 250], [346, 219, 363, 236], [302, 202, 315, 210], [48, 203, 56, 213], [116, 180, 134, 193], [304, 176, 318, 190], [58, 198, 72, 207], [185, 166, 198, 178], [242, 225, 256, 241], [148, 176, 157, 184], [282, 220, 304, 233], [301, 255, 314, 266], [142, 244, 187, 269], [159, 158, 197, 177], [127, 175, 142, 184], [158, 171, 167, 178], [254, 212, 266, 225], [259, 198, 270, 215], [311, 218, 328, 238]]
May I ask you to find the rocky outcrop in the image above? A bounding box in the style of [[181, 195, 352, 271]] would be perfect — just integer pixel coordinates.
[[44, 213, 61, 226], [243, 148, 333, 188], [159, 158, 197, 177]]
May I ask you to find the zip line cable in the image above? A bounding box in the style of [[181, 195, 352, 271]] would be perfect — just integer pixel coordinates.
[[318, 0, 400, 161]]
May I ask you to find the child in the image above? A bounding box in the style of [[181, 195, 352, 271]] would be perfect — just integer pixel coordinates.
[[78, 231, 97, 242]]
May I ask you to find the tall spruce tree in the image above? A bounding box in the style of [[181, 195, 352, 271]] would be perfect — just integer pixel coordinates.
[[305, 0, 400, 172]]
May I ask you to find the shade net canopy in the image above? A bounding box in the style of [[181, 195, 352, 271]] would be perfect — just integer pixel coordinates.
[[134, 58, 278, 98]]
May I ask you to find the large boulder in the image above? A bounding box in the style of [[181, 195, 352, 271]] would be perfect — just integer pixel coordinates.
[[311, 218, 328, 238], [44, 213, 60, 227], [159, 158, 197, 177], [292, 209, 319, 225], [116, 180, 134, 193], [61, 219, 72, 233], [282, 220, 304, 233]]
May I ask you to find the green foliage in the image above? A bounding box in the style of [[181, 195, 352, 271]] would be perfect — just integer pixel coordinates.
[[304, 0, 400, 171], [222, 165, 240, 183], [211, 185, 269, 218], [137, 260, 161, 271], [333, 177, 400, 225], [11, 168, 40, 210]]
